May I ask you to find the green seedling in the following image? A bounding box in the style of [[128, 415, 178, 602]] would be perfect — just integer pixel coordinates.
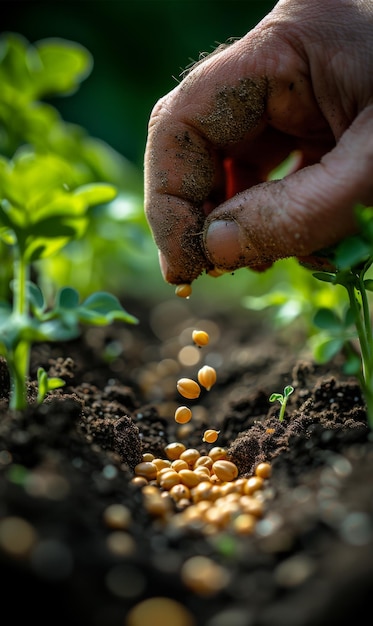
[[0, 149, 138, 410], [312, 205, 373, 427], [269, 385, 294, 422]]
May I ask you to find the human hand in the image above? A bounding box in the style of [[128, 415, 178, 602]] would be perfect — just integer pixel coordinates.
[[144, 0, 373, 285]]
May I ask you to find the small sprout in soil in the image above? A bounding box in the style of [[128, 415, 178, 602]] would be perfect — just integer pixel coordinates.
[[269, 384, 294, 422], [176, 377, 201, 399], [175, 284, 192, 298], [197, 365, 217, 390], [192, 329, 209, 347], [202, 429, 220, 444], [174, 405, 192, 424]]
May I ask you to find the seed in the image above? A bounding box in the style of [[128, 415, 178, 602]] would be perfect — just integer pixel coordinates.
[[103, 504, 132, 530], [169, 483, 191, 502], [180, 448, 200, 466], [212, 460, 238, 482], [197, 365, 217, 391], [164, 442, 186, 460], [255, 462, 272, 479], [175, 284, 192, 299], [244, 476, 264, 495], [233, 513, 257, 535], [174, 406, 192, 424], [152, 458, 171, 471], [126, 597, 195, 626], [171, 459, 189, 472], [192, 330, 209, 347], [130, 476, 148, 488], [134, 461, 158, 481], [208, 447, 227, 462], [176, 378, 201, 399], [194, 456, 213, 470], [202, 429, 220, 444], [181, 555, 230, 595], [159, 470, 182, 490], [142, 452, 155, 462], [177, 469, 199, 488]]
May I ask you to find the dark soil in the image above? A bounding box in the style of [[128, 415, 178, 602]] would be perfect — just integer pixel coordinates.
[[1, 294, 372, 626]]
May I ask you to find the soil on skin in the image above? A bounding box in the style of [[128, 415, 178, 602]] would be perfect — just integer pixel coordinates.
[[0, 294, 372, 626]]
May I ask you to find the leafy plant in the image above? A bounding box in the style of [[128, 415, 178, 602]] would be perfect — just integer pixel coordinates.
[[311, 205, 373, 427], [269, 385, 294, 422], [0, 148, 138, 410]]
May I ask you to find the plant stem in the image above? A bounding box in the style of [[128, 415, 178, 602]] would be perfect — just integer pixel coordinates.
[[9, 253, 30, 410]]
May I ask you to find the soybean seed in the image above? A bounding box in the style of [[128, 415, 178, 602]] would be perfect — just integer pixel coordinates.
[[212, 460, 238, 482], [177, 378, 201, 400], [174, 406, 192, 424], [192, 330, 209, 347], [197, 365, 217, 391], [134, 461, 158, 481], [208, 446, 227, 462], [202, 429, 220, 444], [164, 442, 186, 460], [175, 284, 192, 298], [255, 462, 272, 479]]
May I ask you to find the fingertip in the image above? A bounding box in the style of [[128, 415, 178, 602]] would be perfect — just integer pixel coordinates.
[[204, 219, 259, 269]]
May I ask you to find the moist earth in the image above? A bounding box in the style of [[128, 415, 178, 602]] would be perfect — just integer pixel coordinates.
[[0, 295, 372, 626]]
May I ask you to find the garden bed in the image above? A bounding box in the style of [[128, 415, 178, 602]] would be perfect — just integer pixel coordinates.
[[0, 294, 372, 626]]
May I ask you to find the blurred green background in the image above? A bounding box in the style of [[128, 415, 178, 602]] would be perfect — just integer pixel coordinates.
[[1, 0, 276, 168], [2, 0, 332, 328]]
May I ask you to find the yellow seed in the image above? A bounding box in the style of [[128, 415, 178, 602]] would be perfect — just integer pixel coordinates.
[[193, 466, 211, 480], [191, 481, 213, 503], [126, 597, 195, 626], [179, 469, 201, 488], [194, 456, 213, 470], [142, 452, 155, 462], [175, 284, 192, 299], [255, 462, 272, 479], [197, 365, 217, 391], [181, 555, 230, 595], [175, 406, 192, 424], [212, 460, 238, 482], [164, 442, 187, 460], [103, 504, 132, 530], [202, 429, 220, 444], [171, 459, 189, 472], [177, 378, 201, 400], [240, 495, 264, 517], [180, 448, 200, 466], [152, 458, 171, 471], [159, 470, 182, 490], [233, 513, 257, 535], [192, 330, 210, 347], [244, 476, 264, 495], [169, 483, 191, 502], [142, 493, 172, 517], [134, 461, 158, 481], [208, 447, 227, 462], [130, 476, 148, 488]]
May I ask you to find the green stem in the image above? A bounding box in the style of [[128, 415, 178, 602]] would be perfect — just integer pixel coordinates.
[[346, 280, 373, 427], [9, 252, 30, 410]]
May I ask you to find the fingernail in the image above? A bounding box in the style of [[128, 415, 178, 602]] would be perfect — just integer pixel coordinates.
[[205, 220, 243, 267]]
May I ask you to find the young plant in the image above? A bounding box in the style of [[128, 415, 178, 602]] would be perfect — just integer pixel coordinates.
[[0, 148, 138, 410], [269, 385, 294, 422], [311, 205, 373, 427]]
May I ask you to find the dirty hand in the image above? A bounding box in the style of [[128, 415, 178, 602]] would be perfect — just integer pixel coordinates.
[[144, 0, 373, 285]]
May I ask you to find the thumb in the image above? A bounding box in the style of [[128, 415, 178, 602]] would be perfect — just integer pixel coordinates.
[[203, 105, 373, 271]]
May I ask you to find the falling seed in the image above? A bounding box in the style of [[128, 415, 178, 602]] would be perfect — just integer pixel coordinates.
[[197, 365, 217, 391], [175, 284, 192, 298], [192, 330, 209, 347], [177, 378, 201, 399], [175, 406, 192, 424], [202, 429, 220, 444]]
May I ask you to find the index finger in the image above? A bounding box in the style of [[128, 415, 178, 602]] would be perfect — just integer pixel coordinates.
[[144, 43, 268, 285]]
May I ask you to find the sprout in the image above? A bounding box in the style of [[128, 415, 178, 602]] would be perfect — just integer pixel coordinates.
[[269, 385, 294, 422]]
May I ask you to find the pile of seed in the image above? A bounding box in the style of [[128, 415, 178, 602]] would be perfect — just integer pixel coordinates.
[[132, 328, 272, 536]]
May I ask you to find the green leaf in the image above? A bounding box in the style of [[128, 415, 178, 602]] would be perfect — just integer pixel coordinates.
[[56, 287, 80, 309], [312, 272, 336, 284], [269, 393, 283, 403], [79, 292, 138, 325], [73, 183, 117, 207], [363, 279, 373, 292], [37, 366, 65, 404], [35, 38, 93, 97], [334, 235, 371, 270], [313, 308, 343, 331], [283, 385, 294, 398], [312, 337, 344, 364], [27, 282, 46, 315]]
